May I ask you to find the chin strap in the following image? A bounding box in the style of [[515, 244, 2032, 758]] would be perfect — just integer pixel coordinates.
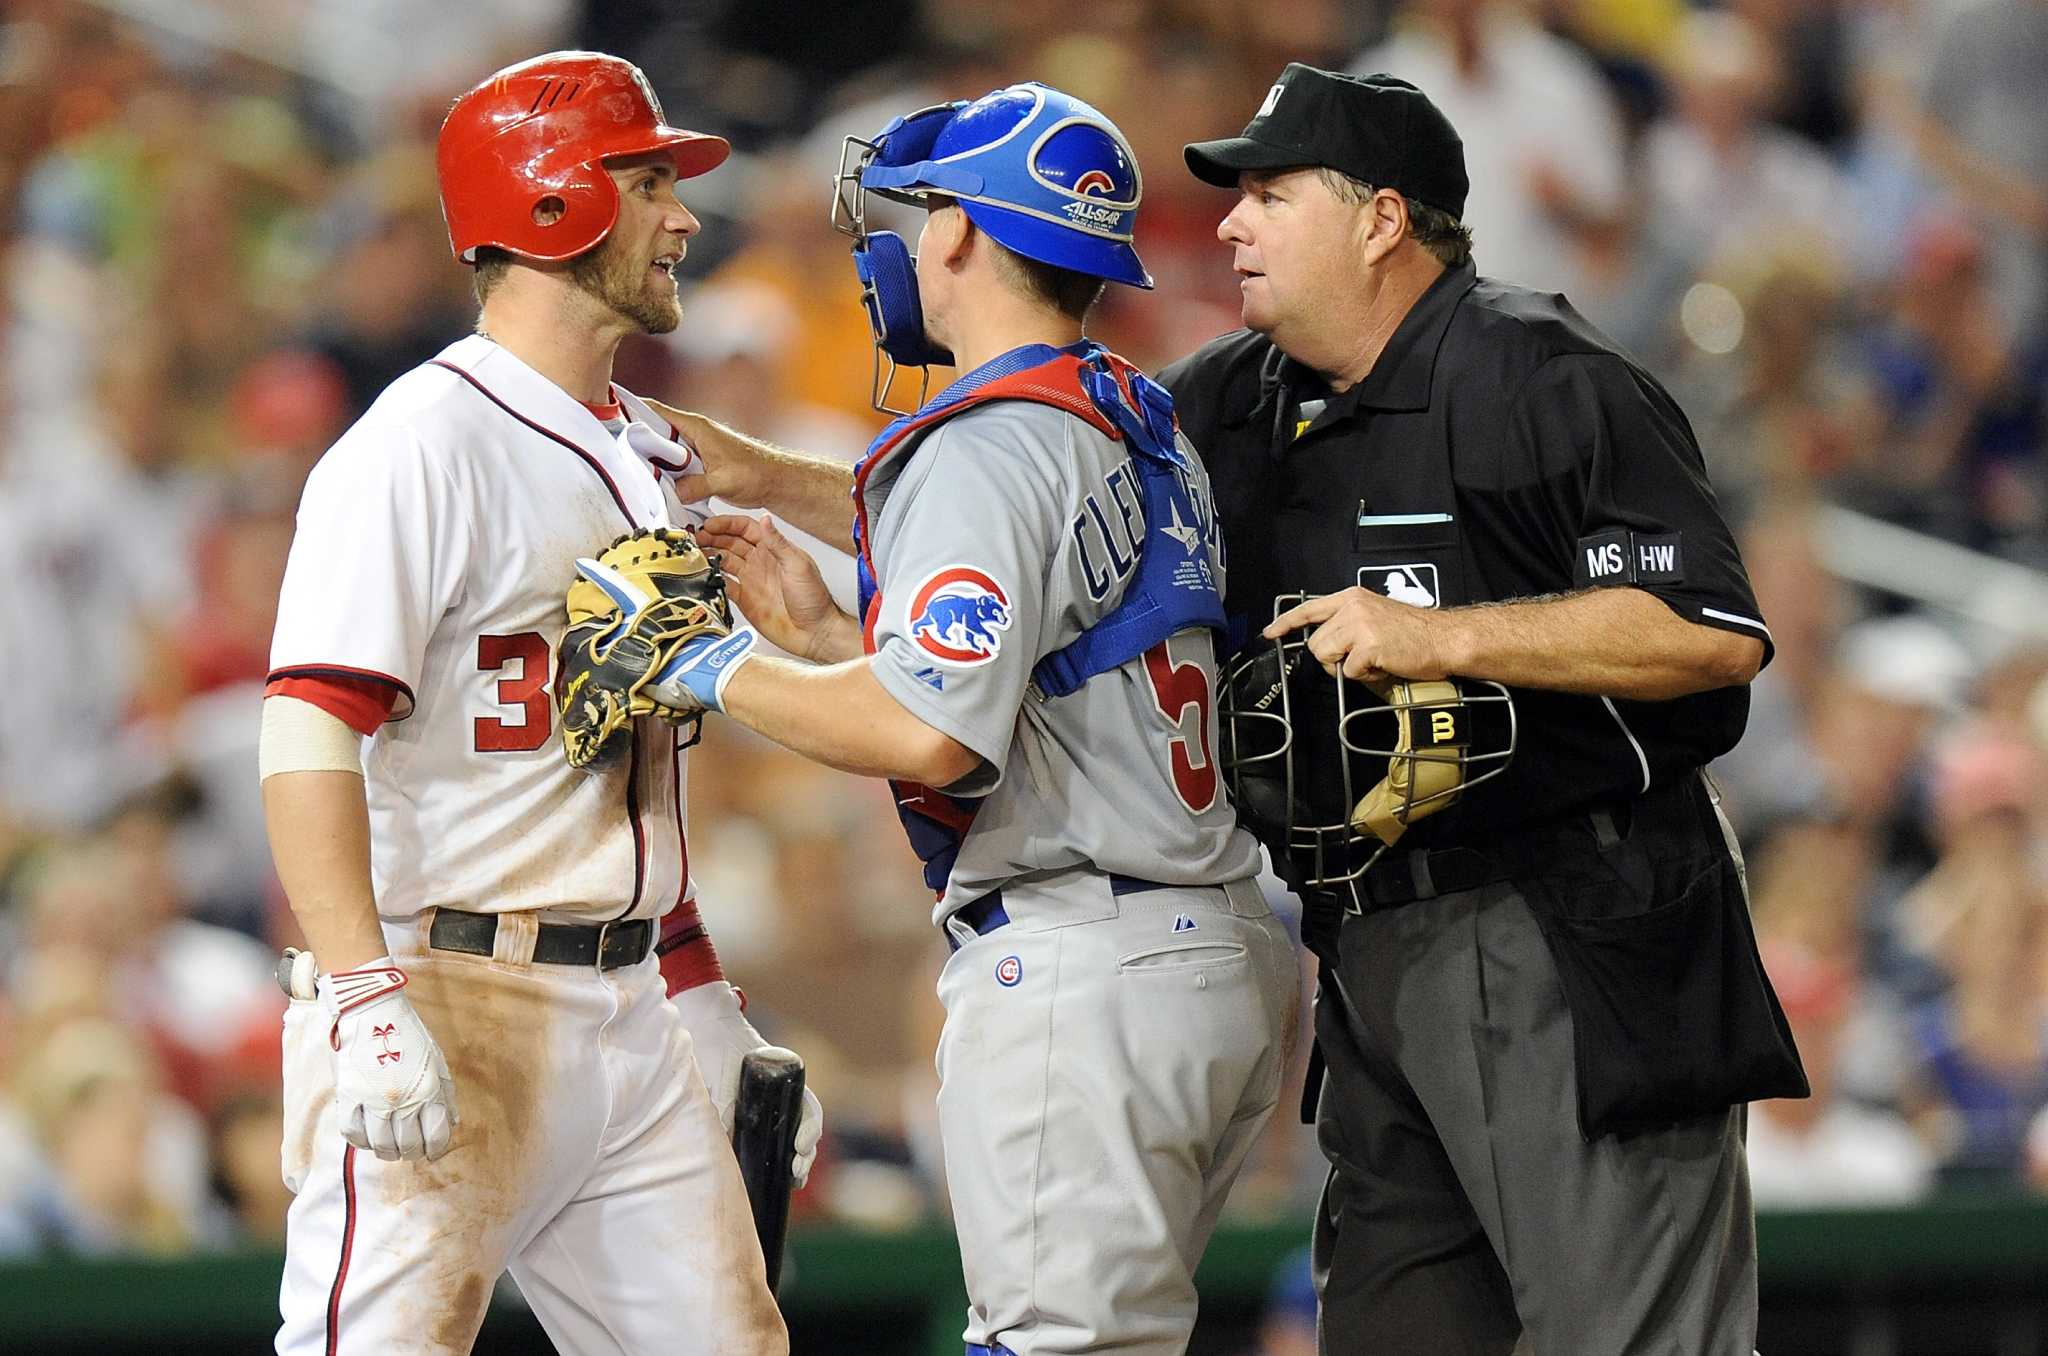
[[850, 230, 952, 413]]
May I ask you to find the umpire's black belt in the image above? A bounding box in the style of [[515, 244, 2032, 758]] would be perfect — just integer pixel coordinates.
[[1330, 781, 1699, 914], [1342, 843, 1507, 912], [946, 874, 1177, 951], [428, 908, 654, 970]]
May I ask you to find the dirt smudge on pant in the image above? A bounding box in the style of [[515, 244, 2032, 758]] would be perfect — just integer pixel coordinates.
[[378, 956, 556, 1350], [429, 1271, 492, 1352]]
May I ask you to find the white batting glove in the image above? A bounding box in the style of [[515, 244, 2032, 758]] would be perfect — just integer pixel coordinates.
[[670, 980, 824, 1188], [319, 958, 459, 1162]]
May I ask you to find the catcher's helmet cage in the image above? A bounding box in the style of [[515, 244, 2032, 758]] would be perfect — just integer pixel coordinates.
[[1218, 594, 1517, 903], [830, 82, 1153, 411], [437, 51, 729, 265]]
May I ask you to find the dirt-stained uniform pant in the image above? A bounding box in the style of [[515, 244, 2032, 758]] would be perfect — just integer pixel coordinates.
[[1310, 880, 1756, 1355], [276, 914, 786, 1356], [936, 874, 1299, 1356]]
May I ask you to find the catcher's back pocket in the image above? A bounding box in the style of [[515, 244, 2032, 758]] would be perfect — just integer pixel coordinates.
[[1116, 940, 1248, 972], [1522, 851, 1807, 1140]]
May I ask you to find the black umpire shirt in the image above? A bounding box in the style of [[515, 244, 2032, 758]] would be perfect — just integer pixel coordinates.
[[1162, 259, 1773, 843], [1165, 260, 1807, 1135]]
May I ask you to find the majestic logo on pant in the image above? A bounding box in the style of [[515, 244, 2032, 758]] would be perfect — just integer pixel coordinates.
[[907, 567, 1013, 666], [995, 955, 1023, 987], [372, 1023, 402, 1067]]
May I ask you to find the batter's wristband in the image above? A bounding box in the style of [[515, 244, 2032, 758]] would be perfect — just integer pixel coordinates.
[[657, 907, 727, 997], [325, 963, 406, 1014]]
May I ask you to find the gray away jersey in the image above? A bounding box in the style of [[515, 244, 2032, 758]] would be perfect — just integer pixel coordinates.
[[864, 399, 1264, 925]]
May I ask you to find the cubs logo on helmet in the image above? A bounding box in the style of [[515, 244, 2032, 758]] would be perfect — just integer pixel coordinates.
[[906, 567, 1013, 666], [1033, 119, 1140, 237]]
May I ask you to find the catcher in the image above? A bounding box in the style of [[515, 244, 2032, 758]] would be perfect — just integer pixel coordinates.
[[572, 82, 1300, 1356]]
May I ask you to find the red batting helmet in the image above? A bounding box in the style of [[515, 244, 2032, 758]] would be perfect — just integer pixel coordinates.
[[436, 51, 730, 264]]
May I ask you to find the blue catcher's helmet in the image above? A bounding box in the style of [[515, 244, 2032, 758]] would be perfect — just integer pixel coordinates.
[[861, 83, 1152, 288], [832, 83, 1153, 406]]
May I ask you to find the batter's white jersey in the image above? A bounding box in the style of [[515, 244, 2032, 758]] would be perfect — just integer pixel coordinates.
[[269, 334, 702, 923]]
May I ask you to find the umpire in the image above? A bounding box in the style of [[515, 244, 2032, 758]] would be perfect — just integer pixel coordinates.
[[1162, 65, 1807, 1354]]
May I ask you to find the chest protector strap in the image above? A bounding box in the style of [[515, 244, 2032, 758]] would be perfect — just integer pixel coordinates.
[[849, 340, 1225, 894], [1030, 355, 1225, 697]]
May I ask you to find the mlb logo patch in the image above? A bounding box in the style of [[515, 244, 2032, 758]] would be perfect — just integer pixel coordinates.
[[1359, 563, 1440, 608], [995, 954, 1023, 987], [907, 566, 1013, 667]]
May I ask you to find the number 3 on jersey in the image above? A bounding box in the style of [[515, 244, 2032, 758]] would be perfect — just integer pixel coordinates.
[[1142, 632, 1218, 813], [475, 632, 550, 752]]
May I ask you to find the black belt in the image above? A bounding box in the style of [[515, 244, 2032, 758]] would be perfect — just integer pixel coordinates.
[[1331, 788, 1682, 915], [428, 908, 654, 970], [1341, 843, 1509, 912], [947, 874, 1178, 951], [1294, 840, 1518, 962]]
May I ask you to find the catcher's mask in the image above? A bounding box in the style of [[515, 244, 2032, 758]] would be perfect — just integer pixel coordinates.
[[830, 83, 1152, 414], [1218, 595, 1517, 901]]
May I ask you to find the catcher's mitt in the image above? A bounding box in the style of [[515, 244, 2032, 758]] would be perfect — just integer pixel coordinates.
[[555, 527, 731, 770]]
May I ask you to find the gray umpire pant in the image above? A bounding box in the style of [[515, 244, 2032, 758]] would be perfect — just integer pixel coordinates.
[[1310, 880, 1757, 1355]]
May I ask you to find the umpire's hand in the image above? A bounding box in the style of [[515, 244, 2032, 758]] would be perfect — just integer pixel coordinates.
[[1266, 588, 1452, 687]]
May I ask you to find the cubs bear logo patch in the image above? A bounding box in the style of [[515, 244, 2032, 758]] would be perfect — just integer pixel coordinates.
[[907, 566, 1013, 666]]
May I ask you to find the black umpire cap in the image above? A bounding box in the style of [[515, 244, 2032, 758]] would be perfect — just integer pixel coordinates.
[[1184, 64, 1469, 220]]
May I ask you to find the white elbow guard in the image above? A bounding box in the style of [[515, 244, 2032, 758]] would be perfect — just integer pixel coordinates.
[[259, 695, 365, 781]]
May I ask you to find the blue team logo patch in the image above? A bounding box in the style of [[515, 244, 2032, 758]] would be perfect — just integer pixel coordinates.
[[907, 566, 1013, 667], [995, 954, 1023, 987]]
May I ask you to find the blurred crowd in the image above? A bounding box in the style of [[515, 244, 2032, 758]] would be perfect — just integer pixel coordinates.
[[0, 1, 2042, 1341]]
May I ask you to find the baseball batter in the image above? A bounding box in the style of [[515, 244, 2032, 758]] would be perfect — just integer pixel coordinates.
[[637, 85, 1300, 1355], [259, 52, 816, 1356]]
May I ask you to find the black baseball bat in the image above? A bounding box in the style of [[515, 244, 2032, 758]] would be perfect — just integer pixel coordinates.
[[732, 1046, 805, 1294]]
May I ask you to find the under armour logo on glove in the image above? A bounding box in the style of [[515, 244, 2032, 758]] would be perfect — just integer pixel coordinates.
[[318, 958, 459, 1161]]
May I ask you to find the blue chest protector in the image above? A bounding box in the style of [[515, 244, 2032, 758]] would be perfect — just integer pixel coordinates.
[[851, 339, 1226, 893]]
